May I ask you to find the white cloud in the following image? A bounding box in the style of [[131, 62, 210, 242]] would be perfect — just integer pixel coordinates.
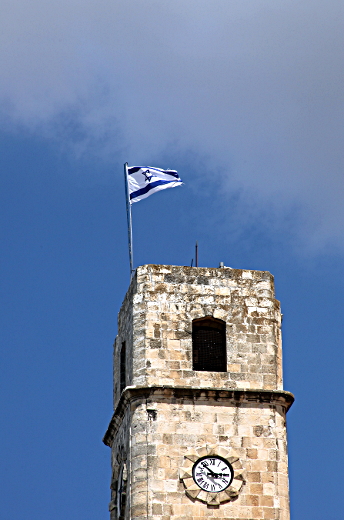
[[1, 0, 343, 251]]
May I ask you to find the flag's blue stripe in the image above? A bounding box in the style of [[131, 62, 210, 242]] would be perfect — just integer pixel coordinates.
[[130, 179, 181, 200], [128, 166, 179, 179]]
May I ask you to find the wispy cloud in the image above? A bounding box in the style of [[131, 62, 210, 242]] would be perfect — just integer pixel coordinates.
[[1, 0, 343, 251]]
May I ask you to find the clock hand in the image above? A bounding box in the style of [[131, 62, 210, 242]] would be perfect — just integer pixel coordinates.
[[207, 472, 230, 478], [207, 471, 221, 479]]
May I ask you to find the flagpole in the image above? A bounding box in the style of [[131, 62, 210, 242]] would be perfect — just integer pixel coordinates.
[[124, 162, 134, 277]]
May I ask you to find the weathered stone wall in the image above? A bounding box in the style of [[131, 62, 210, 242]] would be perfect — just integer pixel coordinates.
[[114, 278, 136, 406], [106, 264, 292, 520], [109, 407, 131, 520], [113, 265, 283, 408], [108, 388, 291, 520]]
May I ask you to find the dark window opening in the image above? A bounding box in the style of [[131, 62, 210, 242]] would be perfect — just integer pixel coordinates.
[[192, 317, 227, 372], [120, 342, 126, 393]]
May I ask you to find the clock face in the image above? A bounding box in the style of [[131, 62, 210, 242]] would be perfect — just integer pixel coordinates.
[[116, 464, 127, 518], [116, 465, 124, 515], [192, 455, 234, 493]]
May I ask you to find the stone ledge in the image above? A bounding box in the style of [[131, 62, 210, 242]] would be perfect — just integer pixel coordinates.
[[103, 386, 294, 447]]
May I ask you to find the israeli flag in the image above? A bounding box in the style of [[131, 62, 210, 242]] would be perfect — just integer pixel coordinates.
[[127, 166, 183, 203]]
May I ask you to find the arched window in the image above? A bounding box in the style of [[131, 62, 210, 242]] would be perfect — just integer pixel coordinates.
[[192, 317, 227, 372]]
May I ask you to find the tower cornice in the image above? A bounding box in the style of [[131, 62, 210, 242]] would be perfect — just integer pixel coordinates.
[[103, 385, 294, 447]]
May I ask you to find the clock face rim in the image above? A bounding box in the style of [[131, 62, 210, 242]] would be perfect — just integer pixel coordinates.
[[192, 455, 234, 493]]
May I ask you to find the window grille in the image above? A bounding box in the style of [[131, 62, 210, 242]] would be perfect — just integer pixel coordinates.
[[192, 317, 227, 372]]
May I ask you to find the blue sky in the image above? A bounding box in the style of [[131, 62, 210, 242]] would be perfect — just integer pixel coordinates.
[[1, 1, 344, 519]]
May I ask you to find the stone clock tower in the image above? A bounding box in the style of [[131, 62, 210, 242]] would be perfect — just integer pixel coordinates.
[[103, 264, 294, 520]]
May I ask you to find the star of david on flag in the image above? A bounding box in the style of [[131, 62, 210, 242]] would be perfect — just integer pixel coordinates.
[[127, 166, 183, 203]]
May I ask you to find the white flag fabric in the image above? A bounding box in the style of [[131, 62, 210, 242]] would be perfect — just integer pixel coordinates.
[[127, 166, 183, 203]]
